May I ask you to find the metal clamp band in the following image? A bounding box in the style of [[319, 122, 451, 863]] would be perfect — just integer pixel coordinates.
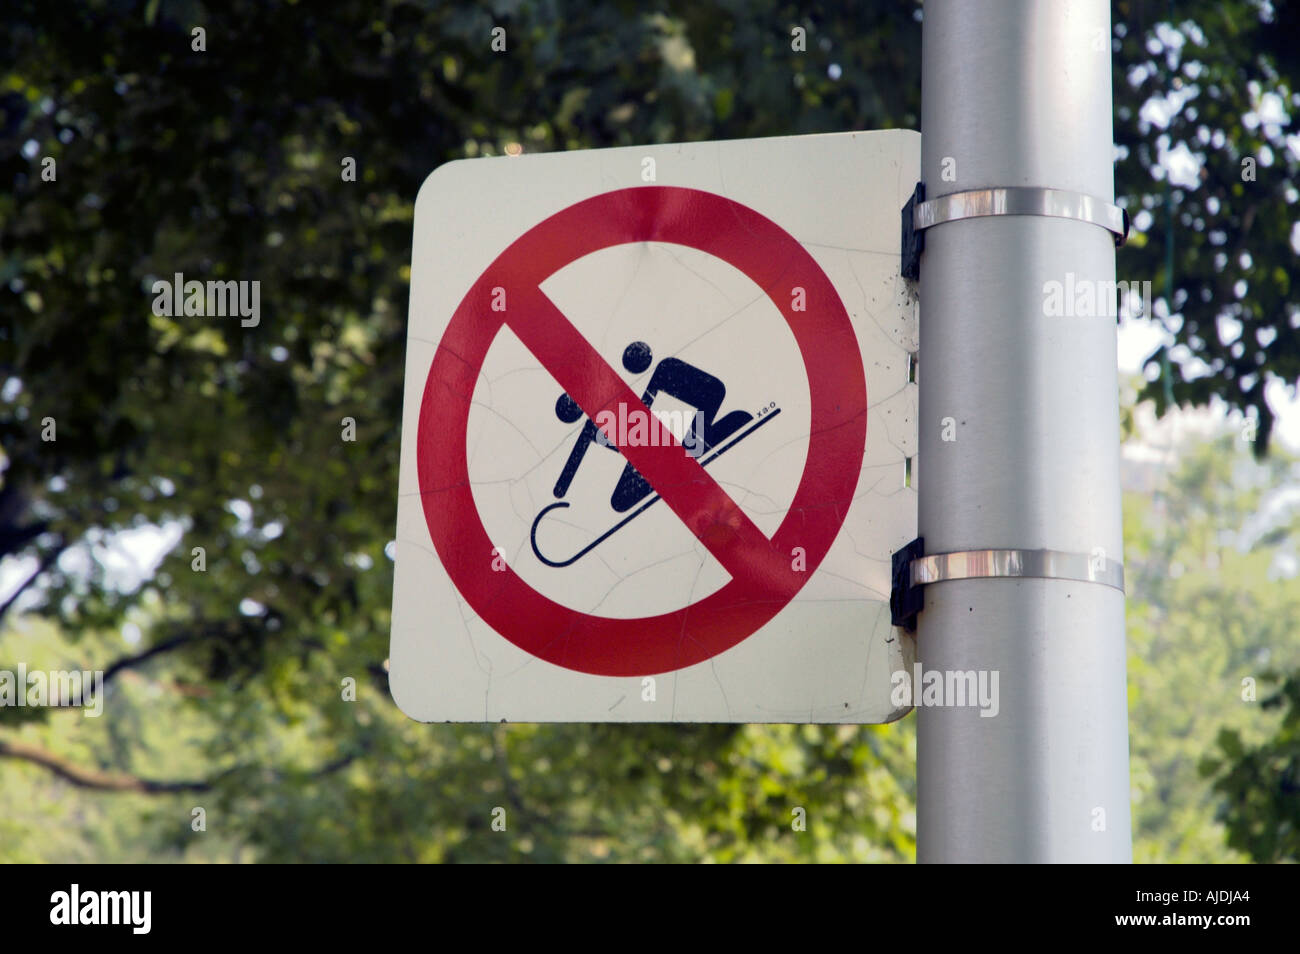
[[913, 186, 1130, 247], [911, 548, 1125, 592], [889, 537, 1124, 632]]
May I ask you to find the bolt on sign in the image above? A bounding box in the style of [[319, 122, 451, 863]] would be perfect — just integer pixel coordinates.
[[390, 131, 920, 723]]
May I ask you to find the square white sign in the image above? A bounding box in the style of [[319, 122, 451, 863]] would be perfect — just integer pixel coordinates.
[[390, 130, 919, 723]]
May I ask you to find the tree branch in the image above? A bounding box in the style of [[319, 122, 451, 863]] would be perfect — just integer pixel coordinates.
[[0, 541, 64, 625], [0, 738, 358, 795], [100, 633, 196, 685], [0, 738, 215, 793]]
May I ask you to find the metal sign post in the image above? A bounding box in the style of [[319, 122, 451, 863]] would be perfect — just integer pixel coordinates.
[[912, 0, 1133, 861]]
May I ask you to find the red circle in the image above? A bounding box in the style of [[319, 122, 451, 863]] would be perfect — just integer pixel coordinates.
[[417, 186, 865, 676]]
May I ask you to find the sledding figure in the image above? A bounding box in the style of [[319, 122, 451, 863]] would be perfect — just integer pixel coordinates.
[[531, 341, 775, 568], [551, 341, 752, 511]]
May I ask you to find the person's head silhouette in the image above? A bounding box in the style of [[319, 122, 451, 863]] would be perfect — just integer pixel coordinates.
[[622, 341, 652, 374], [555, 393, 583, 423]]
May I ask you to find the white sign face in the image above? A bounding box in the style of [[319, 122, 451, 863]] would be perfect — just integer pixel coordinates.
[[390, 130, 919, 723]]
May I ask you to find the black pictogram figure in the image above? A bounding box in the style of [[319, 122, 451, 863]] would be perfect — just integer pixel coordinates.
[[531, 342, 778, 568]]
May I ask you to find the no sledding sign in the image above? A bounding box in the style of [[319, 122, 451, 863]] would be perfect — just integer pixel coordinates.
[[390, 131, 919, 723]]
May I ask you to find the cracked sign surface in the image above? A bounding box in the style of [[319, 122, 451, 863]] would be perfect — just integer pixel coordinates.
[[390, 130, 919, 723]]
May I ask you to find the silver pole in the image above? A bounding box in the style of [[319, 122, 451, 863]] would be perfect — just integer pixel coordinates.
[[916, 0, 1132, 862]]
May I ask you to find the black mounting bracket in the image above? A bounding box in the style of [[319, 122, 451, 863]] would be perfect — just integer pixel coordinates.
[[890, 536, 925, 632], [900, 182, 925, 281]]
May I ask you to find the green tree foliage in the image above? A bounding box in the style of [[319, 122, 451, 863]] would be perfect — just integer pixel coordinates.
[[1112, 0, 1300, 450], [0, 1, 1296, 861], [1203, 672, 1300, 863], [0, 0, 925, 862], [2, 612, 918, 861], [1123, 431, 1300, 862]]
